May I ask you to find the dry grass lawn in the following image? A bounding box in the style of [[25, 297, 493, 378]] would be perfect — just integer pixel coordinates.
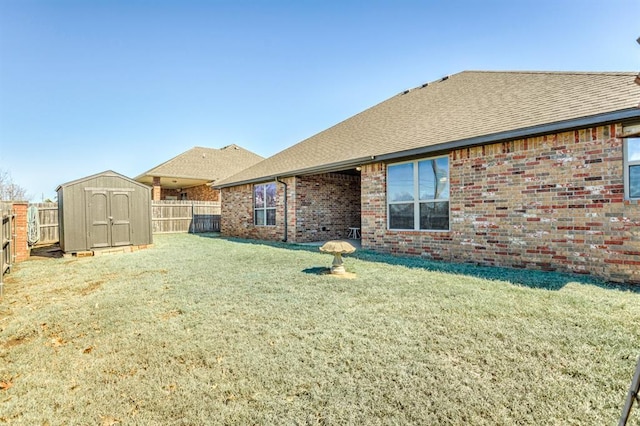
[[1, 233, 639, 425]]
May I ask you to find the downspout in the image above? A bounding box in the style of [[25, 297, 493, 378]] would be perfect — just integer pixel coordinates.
[[275, 177, 288, 242]]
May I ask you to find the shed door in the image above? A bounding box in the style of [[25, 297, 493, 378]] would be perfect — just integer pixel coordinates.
[[88, 191, 110, 248], [87, 190, 132, 248], [110, 191, 131, 246]]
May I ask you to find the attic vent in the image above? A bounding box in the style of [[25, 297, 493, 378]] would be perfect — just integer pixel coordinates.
[[202, 154, 206, 158], [421, 83, 429, 88], [441, 76, 449, 82], [402, 89, 410, 95]]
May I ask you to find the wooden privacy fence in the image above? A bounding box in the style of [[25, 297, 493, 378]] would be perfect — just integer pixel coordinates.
[[32, 202, 59, 244], [1, 203, 15, 294], [30, 200, 221, 242], [152, 200, 221, 234]]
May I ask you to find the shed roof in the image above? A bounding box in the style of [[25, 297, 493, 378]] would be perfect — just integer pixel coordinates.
[[56, 170, 149, 192], [217, 71, 640, 187], [135, 144, 264, 185]]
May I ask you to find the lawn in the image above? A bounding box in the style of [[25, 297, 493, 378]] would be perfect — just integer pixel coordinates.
[[1, 233, 639, 425]]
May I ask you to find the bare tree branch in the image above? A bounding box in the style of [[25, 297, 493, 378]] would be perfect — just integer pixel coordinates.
[[0, 169, 28, 201]]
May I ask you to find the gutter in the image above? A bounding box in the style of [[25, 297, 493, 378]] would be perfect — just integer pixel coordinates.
[[275, 177, 288, 242], [375, 108, 640, 163]]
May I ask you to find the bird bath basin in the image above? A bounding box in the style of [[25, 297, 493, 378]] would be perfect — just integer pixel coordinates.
[[319, 240, 356, 275]]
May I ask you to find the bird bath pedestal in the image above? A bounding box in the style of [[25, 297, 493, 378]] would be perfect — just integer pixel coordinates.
[[319, 240, 356, 275]]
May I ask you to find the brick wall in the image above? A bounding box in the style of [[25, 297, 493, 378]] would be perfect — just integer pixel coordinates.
[[294, 173, 361, 243], [152, 177, 161, 201], [361, 124, 640, 284], [221, 173, 361, 243], [10, 202, 29, 262], [161, 184, 220, 201], [221, 178, 294, 241]]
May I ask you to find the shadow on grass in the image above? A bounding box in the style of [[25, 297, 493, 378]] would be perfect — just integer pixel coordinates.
[[302, 266, 330, 275], [29, 243, 64, 259], [206, 235, 640, 293], [192, 232, 222, 239]]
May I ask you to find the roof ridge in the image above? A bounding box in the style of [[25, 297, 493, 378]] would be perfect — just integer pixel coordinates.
[[461, 70, 637, 76], [135, 147, 201, 179], [192, 146, 219, 151], [220, 143, 242, 150], [135, 144, 264, 180], [399, 70, 638, 94]]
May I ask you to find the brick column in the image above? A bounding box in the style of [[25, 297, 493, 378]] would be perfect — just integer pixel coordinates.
[[152, 177, 162, 201], [12, 202, 29, 262]]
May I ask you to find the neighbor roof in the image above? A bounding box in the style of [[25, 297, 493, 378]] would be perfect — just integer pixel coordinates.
[[217, 71, 640, 187], [136, 144, 264, 185]]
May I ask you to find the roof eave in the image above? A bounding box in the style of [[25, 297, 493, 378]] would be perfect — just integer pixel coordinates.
[[215, 156, 374, 188], [135, 172, 215, 181], [216, 108, 640, 189], [375, 108, 640, 163]]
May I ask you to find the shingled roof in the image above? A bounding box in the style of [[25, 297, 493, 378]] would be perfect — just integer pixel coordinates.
[[136, 144, 264, 188], [217, 71, 640, 187]]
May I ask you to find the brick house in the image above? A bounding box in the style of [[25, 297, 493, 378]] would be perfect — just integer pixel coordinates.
[[216, 71, 640, 284], [135, 145, 263, 201]]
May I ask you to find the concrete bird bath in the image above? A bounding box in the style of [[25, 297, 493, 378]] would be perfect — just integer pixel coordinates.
[[319, 240, 356, 275]]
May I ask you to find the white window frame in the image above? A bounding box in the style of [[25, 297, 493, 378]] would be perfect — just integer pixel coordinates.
[[624, 138, 640, 200], [387, 155, 450, 231], [254, 183, 276, 226]]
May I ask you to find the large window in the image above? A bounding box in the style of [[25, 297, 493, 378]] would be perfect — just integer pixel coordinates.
[[387, 156, 449, 230], [624, 138, 640, 200], [254, 183, 276, 226]]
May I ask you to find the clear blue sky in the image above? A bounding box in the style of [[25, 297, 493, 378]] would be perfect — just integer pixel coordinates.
[[1, 0, 639, 201]]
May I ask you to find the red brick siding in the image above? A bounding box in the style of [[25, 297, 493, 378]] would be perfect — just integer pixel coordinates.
[[161, 184, 220, 201], [294, 174, 361, 243], [12, 202, 29, 262], [362, 124, 640, 284], [152, 177, 161, 201], [221, 173, 361, 243], [221, 178, 294, 242]]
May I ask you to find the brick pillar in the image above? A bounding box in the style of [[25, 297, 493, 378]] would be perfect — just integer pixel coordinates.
[[152, 177, 162, 201], [12, 202, 29, 262]]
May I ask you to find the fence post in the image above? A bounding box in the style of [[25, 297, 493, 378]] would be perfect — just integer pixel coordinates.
[[1, 204, 11, 296], [190, 202, 195, 233]]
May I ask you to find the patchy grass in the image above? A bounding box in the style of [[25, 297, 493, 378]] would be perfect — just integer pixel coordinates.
[[1, 233, 639, 425]]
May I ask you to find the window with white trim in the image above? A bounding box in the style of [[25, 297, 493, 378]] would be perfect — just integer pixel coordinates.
[[254, 183, 276, 226], [624, 138, 640, 200], [387, 156, 450, 230]]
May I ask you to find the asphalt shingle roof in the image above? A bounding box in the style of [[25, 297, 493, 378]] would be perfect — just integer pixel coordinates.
[[218, 71, 640, 187], [136, 144, 264, 183]]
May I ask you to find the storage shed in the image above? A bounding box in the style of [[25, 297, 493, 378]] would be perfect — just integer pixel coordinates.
[[57, 170, 153, 253]]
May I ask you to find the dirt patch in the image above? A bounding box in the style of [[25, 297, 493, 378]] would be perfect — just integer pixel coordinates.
[[0, 307, 13, 322], [80, 280, 104, 296], [3, 336, 28, 349], [2, 276, 17, 284], [133, 269, 168, 278], [324, 271, 357, 279], [159, 309, 183, 320], [29, 244, 64, 259]]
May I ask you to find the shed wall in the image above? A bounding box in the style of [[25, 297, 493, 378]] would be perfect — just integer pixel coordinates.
[[58, 172, 152, 252]]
